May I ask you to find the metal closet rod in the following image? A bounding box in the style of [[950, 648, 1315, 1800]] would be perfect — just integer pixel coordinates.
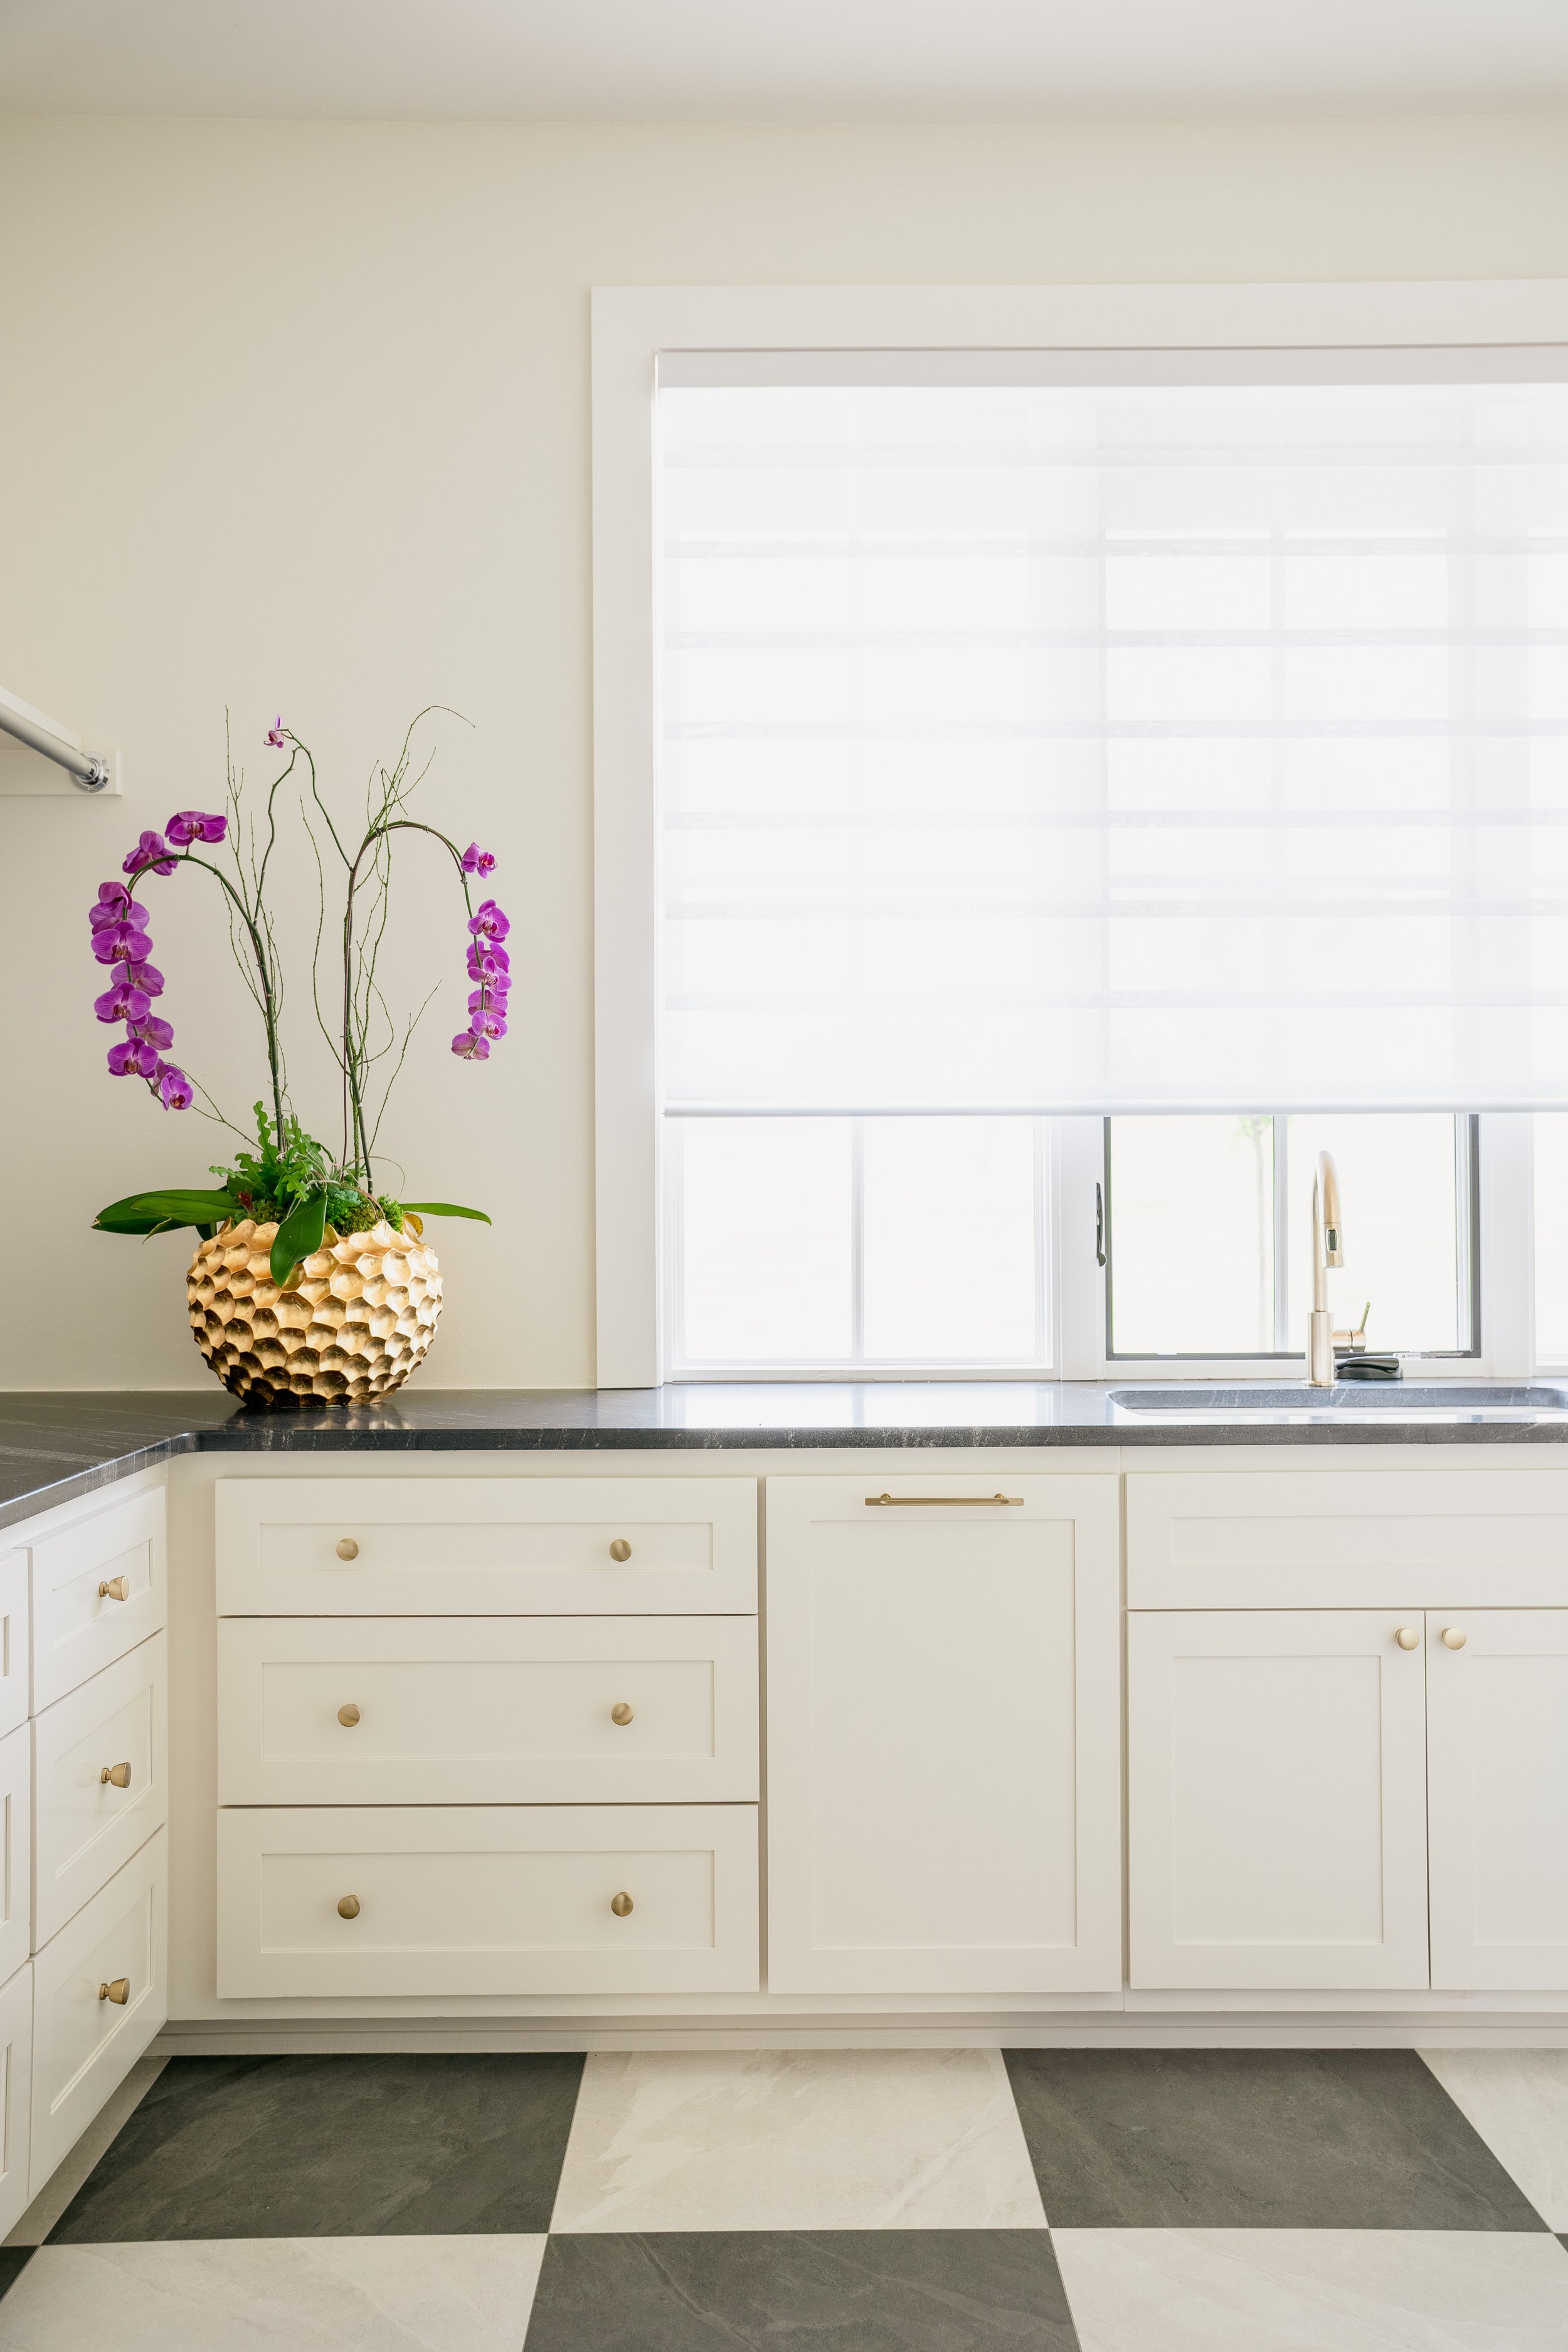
[[0, 701, 110, 791]]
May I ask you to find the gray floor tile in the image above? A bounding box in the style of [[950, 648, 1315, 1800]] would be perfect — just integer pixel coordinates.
[[522, 2230, 1081, 2349], [46, 2053, 585, 2242], [1419, 2052, 1568, 2230], [0, 2255, 31, 2307], [1002, 2050, 1548, 2230]]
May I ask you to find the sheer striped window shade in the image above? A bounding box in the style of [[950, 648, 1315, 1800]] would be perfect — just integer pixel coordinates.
[[657, 361, 1568, 1115]]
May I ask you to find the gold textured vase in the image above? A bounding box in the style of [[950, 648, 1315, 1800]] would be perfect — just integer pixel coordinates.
[[186, 1218, 442, 1407]]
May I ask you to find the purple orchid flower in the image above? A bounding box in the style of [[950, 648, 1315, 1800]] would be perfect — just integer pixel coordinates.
[[92, 923, 154, 965], [466, 943, 509, 980], [157, 1064, 194, 1110], [266, 716, 286, 748], [450, 1027, 492, 1061], [94, 980, 152, 1025], [124, 830, 176, 878], [460, 842, 496, 878], [131, 1014, 175, 1051], [165, 810, 228, 848], [95, 879, 133, 913], [90, 896, 149, 933], [467, 985, 509, 1015], [467, 899, 509, 943], [119, 958, 165, 997], [107, 1035, 161, 1079], [469, 1005, 507, 1041]]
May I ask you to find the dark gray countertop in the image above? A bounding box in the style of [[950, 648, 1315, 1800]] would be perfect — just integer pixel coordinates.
[[3, 1381, 1568, 1532]]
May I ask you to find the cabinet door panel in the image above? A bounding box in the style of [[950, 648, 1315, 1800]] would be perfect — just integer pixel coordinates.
[[765, 1474, 1121, 1994], [1129, 1611, 1429, 1991], [1429, 1609, 1568, 1991]]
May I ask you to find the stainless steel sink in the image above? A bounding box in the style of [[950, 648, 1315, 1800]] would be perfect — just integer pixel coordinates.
[[1107, 1384, 1568, 1414]]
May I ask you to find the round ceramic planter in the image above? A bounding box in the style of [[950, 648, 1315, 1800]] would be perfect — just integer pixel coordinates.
[[186, 1217, 442, 1407]]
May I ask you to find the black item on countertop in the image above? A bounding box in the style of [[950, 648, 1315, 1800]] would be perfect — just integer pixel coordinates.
[[1335, 1355, 1402, 1381]]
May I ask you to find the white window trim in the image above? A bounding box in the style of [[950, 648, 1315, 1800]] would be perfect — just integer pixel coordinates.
[[591, 279, 1568, 1388]]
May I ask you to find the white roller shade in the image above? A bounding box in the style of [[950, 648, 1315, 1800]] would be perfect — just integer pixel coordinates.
[[657, 371, 1568, 1113]]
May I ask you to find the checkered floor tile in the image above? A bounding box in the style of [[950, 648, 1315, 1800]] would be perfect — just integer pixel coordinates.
[[1, 2048, 1565, 2347]]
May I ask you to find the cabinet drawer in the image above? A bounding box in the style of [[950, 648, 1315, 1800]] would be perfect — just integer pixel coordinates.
[[216, 1479, 758, 1616], [0, 1964, 31, 2238], [0, 1724, 31, 1987], [31, 1487, 166, 1709], [31, 1830, 166, 2188], [217, 1804, 759, 1997], [218, 1618, 758, 1804], [1127, 1469, 1568, 1608], [34, 1634, 167, 1947], [0, 1555, 29, 1740]]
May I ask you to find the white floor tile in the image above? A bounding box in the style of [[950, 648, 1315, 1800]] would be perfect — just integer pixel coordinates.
[[549, 2047, 1047, 2233], [1051, 2228, 1568, 2352], [1421, 2051, 1568, 2230], [0, 2234, 546, 2352]]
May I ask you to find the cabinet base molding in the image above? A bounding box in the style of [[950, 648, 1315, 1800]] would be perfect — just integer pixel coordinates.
[[151, 2008, 1568, 2057]]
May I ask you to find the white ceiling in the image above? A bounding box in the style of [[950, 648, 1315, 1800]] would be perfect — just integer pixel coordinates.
[[3, 0, 1567, 120]]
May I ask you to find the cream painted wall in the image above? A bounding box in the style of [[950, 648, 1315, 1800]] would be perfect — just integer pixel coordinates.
[[3, 114, 1567, 1389]]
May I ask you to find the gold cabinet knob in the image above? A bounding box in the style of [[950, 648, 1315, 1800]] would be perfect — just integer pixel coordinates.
[[608, 1539, 632, 1562], [610, 1702, 634, 1726], [98, 1576, 130, 1602], [1441, 1626, 1468, 1650], [100, 1762, 132, 1788], [610, 1891, 634, 1917], [337, 1895, 361, 1919], [337, 1703, 361, 1727], [98, 1978, 130, 2005], [336, 1538, 359, 1562], [1394, 1626, 1421, 1650]]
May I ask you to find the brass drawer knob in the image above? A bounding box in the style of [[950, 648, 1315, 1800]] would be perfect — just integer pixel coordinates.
[[98, 1576, 130, 1602], [610, 1702, 634, 1726], [336, 1538, 359, 1562], [1441, 1626, 1468, 1650], [337, 1895, 361, 1919], [1394, 1626, 1421, 1650], [337, 1703, 361, 1727], [608, 1539, 632, 1562], [610, 1892, 634, 1917], [100, 1762, 132, 1789], [98, 1978, 130, 2005]]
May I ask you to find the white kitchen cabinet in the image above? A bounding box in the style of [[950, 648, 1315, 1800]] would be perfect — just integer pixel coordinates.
[[30, 1828, 167, 2188], [765, 1473, 1121, 1994], [33, 1632, 167, 1947], [1128, 1610, 1431, 1990], [1428, 1609, 1568, 1993], [0, 1964, 31, 2238], [0, 1554, 31, 1743]]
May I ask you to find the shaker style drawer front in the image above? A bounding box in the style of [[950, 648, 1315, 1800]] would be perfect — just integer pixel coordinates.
[[31, 1487, 166, 1710], [217, 1805, 760, 1998], [33, 1633, 167, 1947], [1126, 1469, 1568, 1609], [0, 1555, 29, 1742], [0, 1964, 31, 2242], [0, 1722, 32, 1987], [217, 1618, 758, 1804], [216, 1479, 758, 1616], [31, 1828, 167, 2189]]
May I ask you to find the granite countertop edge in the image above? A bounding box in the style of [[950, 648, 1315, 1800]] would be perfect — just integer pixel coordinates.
[[4, 1387, 1568, 1532]]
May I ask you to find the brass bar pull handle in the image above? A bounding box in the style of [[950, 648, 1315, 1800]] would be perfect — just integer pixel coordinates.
[[98, 1576, 130, 1601], [100, 1762, 132, 1788], [865, 1493, 1023, 1507], [98, 1978, 130, 2005]]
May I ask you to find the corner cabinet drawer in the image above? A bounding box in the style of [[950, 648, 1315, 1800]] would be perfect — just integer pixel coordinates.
[[0, 1722, 31, 1986], [0, 1964, 31, 2241], [31, 1488, 166, 1710], [34, 1633, 167, 1947], [1126, 1468, 1568, 1609], [216, 1479, 758, 1616], [31, 1829, 167, 2188], [0, 1554, 30, 1741], [217, 1804, 760, 1997], [217, 1618, 758, 1804]]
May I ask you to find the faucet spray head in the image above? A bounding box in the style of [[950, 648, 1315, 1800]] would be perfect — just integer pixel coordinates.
[[1318, 1151, 1343, 1267]]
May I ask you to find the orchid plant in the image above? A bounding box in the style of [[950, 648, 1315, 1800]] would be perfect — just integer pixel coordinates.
[[90, 713, 503, 1288]]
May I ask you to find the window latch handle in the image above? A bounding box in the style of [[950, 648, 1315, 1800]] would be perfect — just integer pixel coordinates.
[[1094, 1180, 1107, 1268]]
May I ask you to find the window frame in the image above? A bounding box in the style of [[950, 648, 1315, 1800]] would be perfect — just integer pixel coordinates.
[[591, 281, 1568, 1387]]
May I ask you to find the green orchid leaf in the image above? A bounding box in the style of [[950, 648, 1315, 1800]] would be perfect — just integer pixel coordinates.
[[93, 1188, 238, 1236], [399, 1202, 492, 1223], [270, 1187, 328, 1289]]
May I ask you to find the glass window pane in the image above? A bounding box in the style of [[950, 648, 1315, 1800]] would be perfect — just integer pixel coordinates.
[[1283, 1114, 1465, 1355], [862, 1118, 1039, 1362], [678, 1120, 851, 1362], [1534, 1115, 1568, 1363], [1108, 1116, 1275, 1356]]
